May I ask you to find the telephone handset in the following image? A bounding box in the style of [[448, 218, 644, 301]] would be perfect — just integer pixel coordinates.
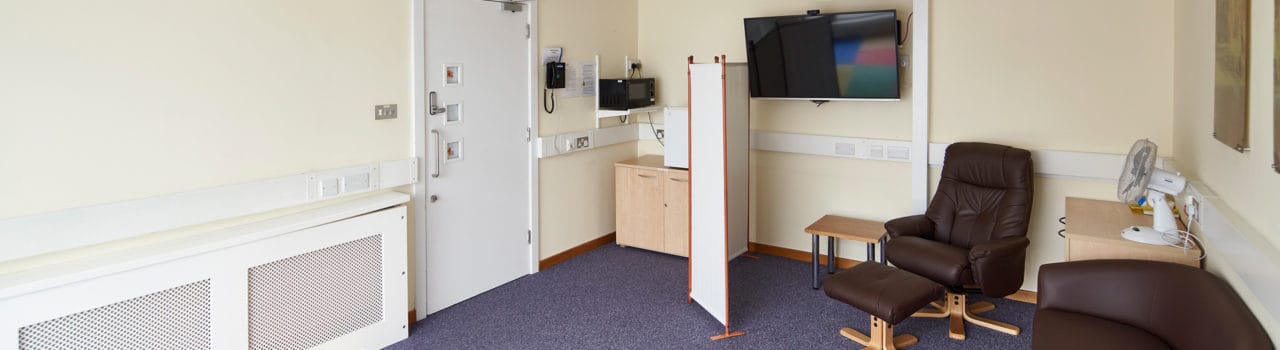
[[545, 62, 566, 89]]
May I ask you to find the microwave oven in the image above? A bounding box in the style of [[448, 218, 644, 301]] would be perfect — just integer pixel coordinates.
[[598, 78, 655, 110]]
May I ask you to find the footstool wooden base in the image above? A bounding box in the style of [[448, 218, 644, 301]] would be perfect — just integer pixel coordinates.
[[910, 291, 1021, 340], [840, 316, 919, 350]]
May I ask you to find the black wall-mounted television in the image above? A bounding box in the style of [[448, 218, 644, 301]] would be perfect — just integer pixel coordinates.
[[744, 10, 900, 100]]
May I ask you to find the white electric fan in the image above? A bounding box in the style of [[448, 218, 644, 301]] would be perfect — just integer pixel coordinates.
[[1116, 139, 1188, 245]]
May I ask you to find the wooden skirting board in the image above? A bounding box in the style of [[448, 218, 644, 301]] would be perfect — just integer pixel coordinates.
[[409, 309, 417, 325], [539, 232, 617, 271], [747, 242, 864, 270], [747, 242, 1037, 304]]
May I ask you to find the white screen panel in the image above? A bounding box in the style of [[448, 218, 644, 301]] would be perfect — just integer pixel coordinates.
[[689, 62, 728, 327], [725, 63, 750, 258]]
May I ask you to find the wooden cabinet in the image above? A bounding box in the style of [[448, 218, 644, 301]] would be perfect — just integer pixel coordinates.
[[663, 169, 689, 256], [1064, 197, 1200, 267], [616, 156, 689, 257]]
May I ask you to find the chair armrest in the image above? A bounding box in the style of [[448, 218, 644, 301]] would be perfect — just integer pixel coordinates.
[[1036, 260, 1274, 350], [884, 215, 934, 240], [968, 237, 1029, 297]]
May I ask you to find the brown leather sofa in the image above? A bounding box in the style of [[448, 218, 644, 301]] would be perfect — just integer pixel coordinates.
[[884, 142, 1034, 339], [1035, 260, 1273, 350]]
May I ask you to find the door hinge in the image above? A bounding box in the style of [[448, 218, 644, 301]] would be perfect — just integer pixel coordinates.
[[527, 230, 532, 244], [526, 24, 531, 39], [526, 127, 532, 142]]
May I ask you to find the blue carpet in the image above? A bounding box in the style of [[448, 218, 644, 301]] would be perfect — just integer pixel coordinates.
[[386, 244, 1033, 349]]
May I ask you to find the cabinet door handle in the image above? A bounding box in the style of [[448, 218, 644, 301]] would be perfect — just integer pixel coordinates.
[[669, 178, 689, 183], [637, 174, 656, 178]]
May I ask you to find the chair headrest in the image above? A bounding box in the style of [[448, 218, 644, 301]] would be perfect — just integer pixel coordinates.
[[941, 142, 1033, 189]]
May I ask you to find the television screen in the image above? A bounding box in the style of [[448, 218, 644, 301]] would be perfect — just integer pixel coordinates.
[[744, 10, 900, 99]]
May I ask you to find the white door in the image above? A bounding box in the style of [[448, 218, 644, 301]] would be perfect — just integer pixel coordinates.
[[423, 0, 532, 314]]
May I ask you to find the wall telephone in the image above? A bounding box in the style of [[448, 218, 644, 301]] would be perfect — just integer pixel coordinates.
[[544, 62, 565, 114], [545, 62, 566, 89]]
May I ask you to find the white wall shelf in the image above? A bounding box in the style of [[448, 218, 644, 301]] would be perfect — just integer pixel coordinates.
[[595, 106, 663, 119], [592, 54, 663, 128]]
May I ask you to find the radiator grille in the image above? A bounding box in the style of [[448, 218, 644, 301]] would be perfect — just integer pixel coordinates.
[[18, 280, 212, 350], [248, 234, 384, 350]]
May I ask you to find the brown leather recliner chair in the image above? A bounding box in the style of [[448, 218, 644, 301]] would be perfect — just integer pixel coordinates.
[[1035, 260, 1273, 350], [884, 142, 1033, 340]]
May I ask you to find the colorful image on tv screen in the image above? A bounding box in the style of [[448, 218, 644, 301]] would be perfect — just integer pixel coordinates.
[[833, 36, 897, 98]]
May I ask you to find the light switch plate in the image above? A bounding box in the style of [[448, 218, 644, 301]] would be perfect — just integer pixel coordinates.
[[886, 146, 910, 160], [834, 142, 856, 156], [375, 104, 398, 120], [319, 178, 340, 198], [343, 173, 371, 193]]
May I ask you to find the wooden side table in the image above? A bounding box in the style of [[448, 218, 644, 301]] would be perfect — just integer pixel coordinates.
[[1064, 197, 1200, 267], [804, 215, 887, 289]]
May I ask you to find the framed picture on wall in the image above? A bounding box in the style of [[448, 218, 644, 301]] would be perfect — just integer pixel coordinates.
[[1215, 0, 1250, 152]]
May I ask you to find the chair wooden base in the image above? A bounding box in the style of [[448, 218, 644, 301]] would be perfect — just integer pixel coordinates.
[[910, 291, 1020, 340], [840, 316, 918, 350]]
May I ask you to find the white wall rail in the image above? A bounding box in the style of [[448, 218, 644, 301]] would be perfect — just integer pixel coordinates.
[[0, 158, 418, 263]]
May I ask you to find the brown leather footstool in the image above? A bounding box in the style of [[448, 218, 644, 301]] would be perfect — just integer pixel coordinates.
[[824, 262, 944, 350]]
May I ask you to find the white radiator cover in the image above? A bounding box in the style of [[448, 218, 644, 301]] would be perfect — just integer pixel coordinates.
[[0, 204, 409, 350]]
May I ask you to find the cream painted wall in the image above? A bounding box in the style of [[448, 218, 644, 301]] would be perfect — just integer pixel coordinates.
[[0, 0, 413, 308], [0, 0, 413, 219], [537, 0, 636, 136], [634, 0, 1179, 294], [927, 0, 1176, 292], [1174, 0, 1280, 338], [1174, 0, 1280, 249], [536, 0, 642, 258], [635, 0, 916, 269], [539, 142, 641, 258], [932, 0, 1175, 153]]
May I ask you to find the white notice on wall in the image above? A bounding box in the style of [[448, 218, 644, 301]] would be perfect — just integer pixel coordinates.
[[580, 62, 596, 97], [541, 47, 562, 65], [562, 61, 583, 98], [561, 61, 596, 99]]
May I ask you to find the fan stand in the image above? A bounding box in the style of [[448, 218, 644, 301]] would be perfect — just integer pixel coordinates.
[[1121, 226, 1175, 245], [1121, 191, 1180, 246]]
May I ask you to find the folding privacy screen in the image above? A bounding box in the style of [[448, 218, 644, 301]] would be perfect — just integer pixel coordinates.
[[687, 56, 750, 340]]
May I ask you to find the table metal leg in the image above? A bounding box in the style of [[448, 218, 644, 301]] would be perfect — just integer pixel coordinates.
[[866, 242, 874, 264], [812, 235, 820, 289], [879, 237, 887, 264], [827, 236, 835, 274]]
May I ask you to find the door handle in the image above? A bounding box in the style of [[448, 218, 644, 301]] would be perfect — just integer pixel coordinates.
[[429, 91, 447, 115], [637, 174, 656, 179], [669, 178, 689, 183], [431, 129, 443, 178]]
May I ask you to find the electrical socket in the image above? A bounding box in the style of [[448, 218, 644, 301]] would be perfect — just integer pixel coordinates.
[[625, 56, 642, 77], [1185, 195, 1200, 224], [575, 136, 590, 149], [374, 104, 398, 120]]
